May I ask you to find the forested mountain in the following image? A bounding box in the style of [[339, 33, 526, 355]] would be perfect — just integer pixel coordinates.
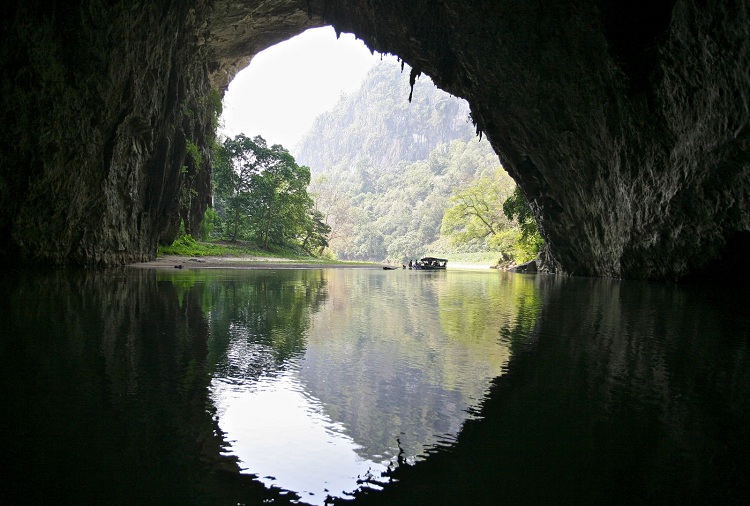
[[295, 62, 477, 175], [294, 61, 534, 263]]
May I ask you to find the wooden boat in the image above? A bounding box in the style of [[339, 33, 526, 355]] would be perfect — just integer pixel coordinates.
[[382, 265, 399, 270], [413, 257, 447, 270]]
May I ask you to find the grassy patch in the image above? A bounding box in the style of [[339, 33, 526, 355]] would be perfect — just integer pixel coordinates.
[[158, 235, 235, 256]]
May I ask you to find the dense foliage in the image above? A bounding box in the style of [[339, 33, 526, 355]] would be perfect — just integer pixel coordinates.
[[502, 186, 544, 259], [310, 138, 502, 261], [297, 61, 542, 264], [210, 134, 330, 254]]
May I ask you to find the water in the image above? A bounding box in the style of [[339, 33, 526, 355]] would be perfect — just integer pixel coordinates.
[[1, 268, 748, 505], [208, 269, 511, 503]]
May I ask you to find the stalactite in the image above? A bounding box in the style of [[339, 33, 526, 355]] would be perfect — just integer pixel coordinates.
[[408, 67, 421, 103]]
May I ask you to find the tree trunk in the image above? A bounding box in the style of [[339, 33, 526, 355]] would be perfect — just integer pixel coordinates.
[[263, 201, 273, 249]]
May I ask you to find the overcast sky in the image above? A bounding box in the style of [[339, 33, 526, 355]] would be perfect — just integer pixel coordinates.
[[220, 27, 398, 152]]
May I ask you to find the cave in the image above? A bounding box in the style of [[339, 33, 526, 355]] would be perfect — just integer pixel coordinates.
[[1, 0, 748, 280]]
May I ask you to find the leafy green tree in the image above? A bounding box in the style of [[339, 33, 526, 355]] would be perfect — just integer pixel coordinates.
[[309, 174, 353, 251], [502, 186, 544, 258], [212, 134, 267, 241], [300, 209, 332, 255], [248, 143, 312, 248], [441, 168, 515, 245], [199, 207, 219, 240], [440, 168, 543, 263], [212, 134, 327, 251]]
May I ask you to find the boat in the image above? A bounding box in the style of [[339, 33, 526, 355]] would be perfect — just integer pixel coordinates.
[[382, 265, 399, 270], [413, 257, 448, 270]]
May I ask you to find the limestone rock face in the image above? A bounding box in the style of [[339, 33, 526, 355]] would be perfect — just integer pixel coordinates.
[[208, 0, 321, 90], [1, 0, 216, 265], [1, 0, 749, 280]]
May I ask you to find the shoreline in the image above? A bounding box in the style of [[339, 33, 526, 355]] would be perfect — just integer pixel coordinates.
[[128, 254, 379, 270], [128, 255, 498, 271]]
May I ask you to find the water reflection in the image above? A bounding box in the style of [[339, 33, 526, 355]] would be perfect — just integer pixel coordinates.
[[299, 270, 519, 462], [343, 275, 750, 505], [214, 372, 376, 502], [0, 269, 296, 505], [2, 268, 747, 505], [204, 269, 518, 504]]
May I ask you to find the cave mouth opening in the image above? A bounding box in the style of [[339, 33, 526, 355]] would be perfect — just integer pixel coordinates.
[[220, 27, 390, 151], [216, 25, 513, 265]]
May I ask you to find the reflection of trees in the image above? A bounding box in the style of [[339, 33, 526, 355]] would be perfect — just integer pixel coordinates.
[[183, 269, 329, 381], [299, 270, 533, 463], [438, 271, 541, 353], [0, 269, 300, 505], [14, 268, 746, 505], [339, 276, 750, 505]]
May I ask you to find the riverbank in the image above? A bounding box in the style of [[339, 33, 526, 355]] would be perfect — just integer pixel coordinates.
[[129, 254, 377, 270], [129, 255, 503, 271]]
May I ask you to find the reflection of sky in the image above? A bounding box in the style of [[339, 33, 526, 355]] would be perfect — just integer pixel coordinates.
[[212, 371, 389, 505], [209, 269, 513, 503]]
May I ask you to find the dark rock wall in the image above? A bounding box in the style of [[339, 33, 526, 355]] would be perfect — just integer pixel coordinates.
[[1, 0, 215, 266], [209, 0, 321, 90], [1, 0, 748, 279]]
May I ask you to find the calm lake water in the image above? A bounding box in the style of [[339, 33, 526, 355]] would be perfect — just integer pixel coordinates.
[[1, 267, 748, 505]]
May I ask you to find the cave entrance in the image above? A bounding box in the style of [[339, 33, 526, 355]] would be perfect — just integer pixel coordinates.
[[218, 27, 512, 265], [221, 27, 388, 150]]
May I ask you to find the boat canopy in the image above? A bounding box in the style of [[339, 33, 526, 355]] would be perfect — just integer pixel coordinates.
[[420, 257, 448, 263]]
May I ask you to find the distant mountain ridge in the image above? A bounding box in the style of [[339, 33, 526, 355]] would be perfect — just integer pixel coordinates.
[[294, 61, 476, 174]]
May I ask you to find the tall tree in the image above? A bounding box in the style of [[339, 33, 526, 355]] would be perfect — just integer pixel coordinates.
[[441, 168, 514, 243], [309, 174, 354, 251], [213, 134, 267, 241], [249, 144, 312, 248], [440, 168, 543, 262], [299, 209, 332, 255], [502, 186, 544, 255], [212, 134, 327, 251]]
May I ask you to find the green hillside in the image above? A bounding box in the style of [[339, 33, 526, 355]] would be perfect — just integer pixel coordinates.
[[295, 61, 540, 264], [295, 62, 477, 174]]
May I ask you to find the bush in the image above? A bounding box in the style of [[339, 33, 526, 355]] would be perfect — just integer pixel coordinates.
[[200, 208, 219, 240]]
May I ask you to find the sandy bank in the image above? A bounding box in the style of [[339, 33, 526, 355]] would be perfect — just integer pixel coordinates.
[[128, 255, 378, 270]]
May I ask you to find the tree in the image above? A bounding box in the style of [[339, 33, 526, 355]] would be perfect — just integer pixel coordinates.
[[299, 209, 332, 255], [212, 134, 327, 251], [502, 186, 544, 258], [247, 144, 312, 248], [440, 167, 543, 262], [309, 174, 352, 251], [441, 168, 515, 245], [213, 134, 268, 241]]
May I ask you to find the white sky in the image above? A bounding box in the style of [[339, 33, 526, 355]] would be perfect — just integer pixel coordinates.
[[220, 26, 398, 152]]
